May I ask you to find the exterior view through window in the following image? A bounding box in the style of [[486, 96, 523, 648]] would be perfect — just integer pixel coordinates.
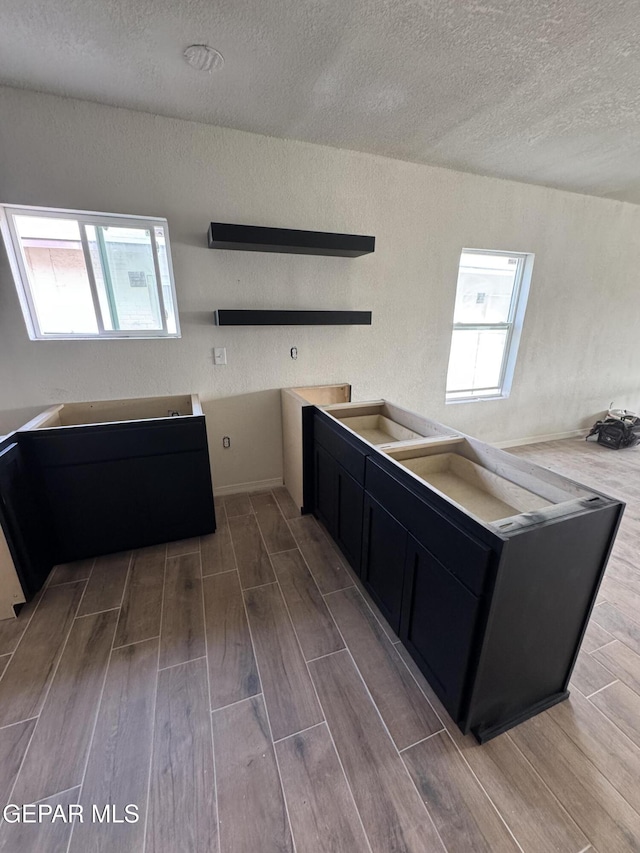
[[446, 249, 533, 401], [0, 205, 180, 339]]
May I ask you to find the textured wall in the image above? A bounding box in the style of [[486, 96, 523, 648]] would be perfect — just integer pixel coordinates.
[[1, 86, 640, 489]]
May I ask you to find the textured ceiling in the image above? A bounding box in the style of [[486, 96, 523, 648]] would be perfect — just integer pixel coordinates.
[[2, 0, 640, 202]]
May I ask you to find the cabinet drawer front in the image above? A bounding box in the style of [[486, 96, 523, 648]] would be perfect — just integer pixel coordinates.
[[314, 414, 367, 484], [22, 417, 208, 466], [401, 538, 480, 720], [361, 494, 407, 632], [365, 458, 491, 595]]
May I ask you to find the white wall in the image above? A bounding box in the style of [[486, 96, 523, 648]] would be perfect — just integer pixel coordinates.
[[1, 86, 640, 489]]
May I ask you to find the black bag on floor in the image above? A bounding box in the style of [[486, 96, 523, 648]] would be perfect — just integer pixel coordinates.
[[586, 416, 640, 449]]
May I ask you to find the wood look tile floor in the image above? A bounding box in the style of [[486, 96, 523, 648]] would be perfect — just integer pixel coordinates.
[[1, 438, 640, 851]]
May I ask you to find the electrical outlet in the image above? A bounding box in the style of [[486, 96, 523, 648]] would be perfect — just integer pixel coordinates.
[[214, 347, 227, 365], [222, 436, 231, 448], [290, 346, 298, 360]]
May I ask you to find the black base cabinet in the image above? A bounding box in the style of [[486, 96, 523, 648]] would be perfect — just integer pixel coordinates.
[[314, 444, 337, 533], [335, 467, 364, 572], [20, 417, 216, 565], [0, 440, 53, 599], [312, 417, 366, 573], [304, 405, 624, 742], [401, 536, 481, 721], [361, 494, 407, 633], [0, 408, 217, 602]]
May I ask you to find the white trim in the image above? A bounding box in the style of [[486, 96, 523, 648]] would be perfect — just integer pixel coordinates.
[[214, 477, 283, 497], [78, 222, 106, 334], [493, 429, 586, 449], [190, 394, 203, 416], [155, 222, 181, 337], [13, 405, 63, 432], [149, 225, 169, 335], [0, 206, 41, 338], [0, 202, 168, 223]]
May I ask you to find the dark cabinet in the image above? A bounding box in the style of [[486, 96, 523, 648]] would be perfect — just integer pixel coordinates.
[[361, 494, 408, 632], [304, 404, 624, 742], [0, 397, 217, 606], [335, 466, 364, 572], [400, 536, 481, 719], [365, 456, 491, 596], [19, 417, 216, 565], [314, 442, 364, 572], [0, 442, 52, 599], [314, 444, 337, 533]]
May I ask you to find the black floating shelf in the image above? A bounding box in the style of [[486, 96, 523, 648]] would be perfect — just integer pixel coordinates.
[[215, 310, 372, 326], [207, 223, 375, 257]]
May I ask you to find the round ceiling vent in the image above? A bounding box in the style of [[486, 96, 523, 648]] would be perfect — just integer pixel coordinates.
[[183, 45, 224, 73]]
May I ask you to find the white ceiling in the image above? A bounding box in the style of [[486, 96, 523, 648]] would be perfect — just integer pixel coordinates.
[[3, 0, 640, 203]]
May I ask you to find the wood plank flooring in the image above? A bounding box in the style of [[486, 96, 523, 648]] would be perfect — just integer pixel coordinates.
[[12, 609, 117, 804], [212, 695, 292, 853], [147, 658, 217, 853], [0, 439, 639, 852], [274, 723, 370, 853]]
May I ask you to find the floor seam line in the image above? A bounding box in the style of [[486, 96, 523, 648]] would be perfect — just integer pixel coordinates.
[[238, 567, 298, 852], [157, 654, 207, 672], [141, 546, 167, 853], [112, 635, 161, 651], [211, 693, 264, 715], [585, 679, 619, 699], [199, 545, 221, 853], [398, 728, 446, 753], [65, 614, 119, 852]]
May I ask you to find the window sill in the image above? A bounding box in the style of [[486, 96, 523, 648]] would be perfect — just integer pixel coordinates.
[[29, 334, 182, 341], [445, 394, 509, 405]]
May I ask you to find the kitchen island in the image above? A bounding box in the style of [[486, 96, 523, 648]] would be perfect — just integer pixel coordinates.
[[294, 393, 623, 742]]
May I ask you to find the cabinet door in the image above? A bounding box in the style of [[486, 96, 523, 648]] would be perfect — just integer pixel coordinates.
[[0, 443, 52, 598], [40, 451, 215, 563], [361, 494, 408, 632], [400, 536, 480, 720], [335, 466, 364, 573], [365, 457, 491, 595], [314, 443, 337, 535]]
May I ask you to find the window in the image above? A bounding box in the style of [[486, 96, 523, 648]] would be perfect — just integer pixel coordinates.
[[445, 248, 533, 402], [0, 205, 180, 339]]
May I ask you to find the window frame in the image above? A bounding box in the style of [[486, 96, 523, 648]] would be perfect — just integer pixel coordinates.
[[0, 204, 181, 340], [445, 248, 534, 403]]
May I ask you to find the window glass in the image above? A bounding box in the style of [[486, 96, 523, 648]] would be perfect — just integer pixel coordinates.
[[453, 252, 519, 324], [14, 215, 98, 335], [86, 225, 163, 331], [446, 328, 508, 395]]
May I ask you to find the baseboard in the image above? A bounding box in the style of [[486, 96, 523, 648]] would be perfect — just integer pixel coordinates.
[[214, 477, 283, 497], [472, 690, 570, 743], [494, 429, 586, 449]]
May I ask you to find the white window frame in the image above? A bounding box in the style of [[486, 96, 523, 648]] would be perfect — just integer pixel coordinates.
[[445, 248, 534, 403], [0, 204, 181, 340]]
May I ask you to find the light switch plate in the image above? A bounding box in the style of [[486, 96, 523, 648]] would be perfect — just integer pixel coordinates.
[[214, 347, 227, 365]]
